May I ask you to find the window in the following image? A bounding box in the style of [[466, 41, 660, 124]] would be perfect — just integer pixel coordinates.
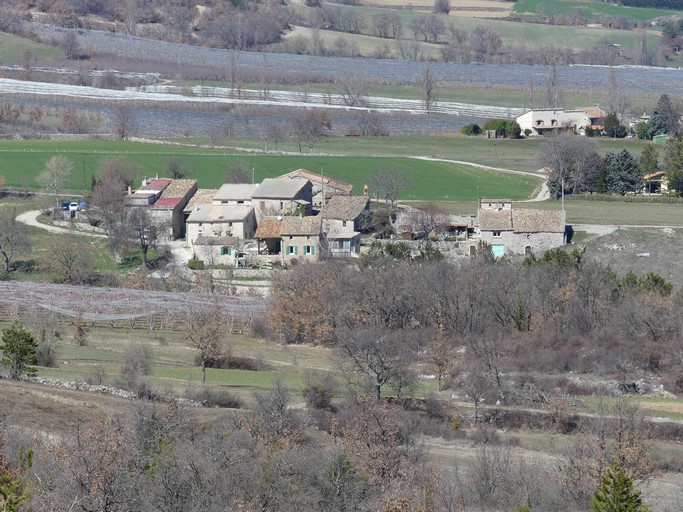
[[287, 246, 298, 255], [343, 240, 351, 250], [342, 221, 347, 228], [304, 245, 315, 255], [280, 201, 284, 209], [524, 246, 532, 255], [493, 231, 502, 238]]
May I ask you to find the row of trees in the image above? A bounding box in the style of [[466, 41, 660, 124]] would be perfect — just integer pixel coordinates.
[[539, 133, 683, 196]]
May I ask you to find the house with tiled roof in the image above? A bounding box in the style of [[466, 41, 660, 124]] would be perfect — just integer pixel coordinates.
[[643, 171, 668, 194], [478, 199, 565, 257], [516, 107, 605, 137], [252, 178, 313, 222], [125, 177, 197, 239], [255, 217, 283, 256], [186, 204, 256, 244], [277, 168, 352, 206], [320, 195, 369, 257], [280, 215, 323, 260]]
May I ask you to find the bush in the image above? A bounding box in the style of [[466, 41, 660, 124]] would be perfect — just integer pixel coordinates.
[[186, 387, 242, 408], [188, 259, 204, 270], [302, 383, 333, 410], [302, 371, 336, 410], [194, 351, 268, 371], [250, 317, 273, 339], [460, 123, 481, 136], [35, 335, 59, 368], [424, 392, 447, 420]]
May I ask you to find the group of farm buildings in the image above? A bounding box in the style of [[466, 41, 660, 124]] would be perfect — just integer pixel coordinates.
[[123, 168, 567, 264]]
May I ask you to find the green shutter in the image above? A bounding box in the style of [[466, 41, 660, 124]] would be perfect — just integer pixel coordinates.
[[227, 247, 232, 256], [220, 246, 225, 255], [311, 246, 315, 255], [294, 246, 298, 255]]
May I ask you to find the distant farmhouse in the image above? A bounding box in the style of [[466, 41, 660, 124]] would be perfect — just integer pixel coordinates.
[[643, 171, 668, 195], [516, 107, 606, 136], [478, 199, 565, 257]]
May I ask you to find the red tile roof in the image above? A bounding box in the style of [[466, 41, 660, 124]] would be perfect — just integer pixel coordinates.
[[137, 179, 172, 192], [151, 197, 182, 209]]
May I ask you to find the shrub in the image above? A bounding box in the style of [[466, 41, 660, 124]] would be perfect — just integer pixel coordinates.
[[35, 335, 58, 368], [302, 371, 336, 410], [188, 259, 204, 270], [460, 123, 481, 136], [424, 392, 447, 420], [186, 387, 242, 408]]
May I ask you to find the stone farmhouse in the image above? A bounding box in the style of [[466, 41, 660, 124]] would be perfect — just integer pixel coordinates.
[[516, 107, 606, 137], [185, 204, 256, 252], [320, 195, 370, 257], [277, 168, 353, 207], [252, 178, 313, 222], [478, 199, 565, 257], [124, 177, 197, 239]]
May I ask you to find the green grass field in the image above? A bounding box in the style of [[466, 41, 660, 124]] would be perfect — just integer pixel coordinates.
[[512, 0, 683, 21], [0, 32, 61, 65], [0, 140, 540, 201]]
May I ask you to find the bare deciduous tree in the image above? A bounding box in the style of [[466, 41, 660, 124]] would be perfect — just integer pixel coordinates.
[[228, 162, 252, 184], [0, 206, 31, 274], [124, 207, 162, 268], [368, 169, 411, 208], [405, 203, 448, 237], [422, 64, 437, 111], [41, 233, 97, 285], [293, 109, 332, 153], [335, 75, 370, 107], [181, 305, 227, 384], [545, 63, 563, 108], [356, 110, 389, 136], [37, 155, 73, 208], [112, 105, 138, 140]]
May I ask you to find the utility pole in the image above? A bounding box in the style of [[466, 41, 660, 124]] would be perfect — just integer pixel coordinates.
[[320, 161, 325, 209]]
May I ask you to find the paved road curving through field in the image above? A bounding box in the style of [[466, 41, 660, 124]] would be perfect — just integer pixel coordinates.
[[16, 210, 107, 237]]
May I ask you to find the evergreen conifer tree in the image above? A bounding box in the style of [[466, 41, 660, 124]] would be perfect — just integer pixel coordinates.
[[591, 462, 650, 512]]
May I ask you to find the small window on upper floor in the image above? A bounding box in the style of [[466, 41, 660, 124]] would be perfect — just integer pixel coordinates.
[[493, 231, 502, 238]]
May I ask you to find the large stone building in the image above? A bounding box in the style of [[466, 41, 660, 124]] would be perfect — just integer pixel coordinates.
[[252, 178, 313, 222], [478, 199, 565, 257]]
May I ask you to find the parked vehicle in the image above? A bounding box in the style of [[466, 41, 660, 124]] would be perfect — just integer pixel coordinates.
[[68, 202, 80, 212], [60, 201, 70, 210]]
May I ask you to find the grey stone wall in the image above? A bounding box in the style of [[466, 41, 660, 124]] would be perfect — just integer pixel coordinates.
[[481, 231, 564, 256]]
